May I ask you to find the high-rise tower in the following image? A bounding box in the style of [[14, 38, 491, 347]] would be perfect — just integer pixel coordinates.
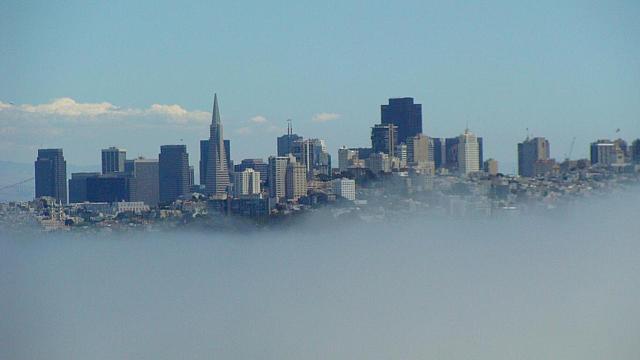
[[205, 94, 230, 195], [35, 148, 67, 204], [381, 97, 422, 144]]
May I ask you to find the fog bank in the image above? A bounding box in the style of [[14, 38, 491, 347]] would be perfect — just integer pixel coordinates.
[[1, 190, 639, 359]]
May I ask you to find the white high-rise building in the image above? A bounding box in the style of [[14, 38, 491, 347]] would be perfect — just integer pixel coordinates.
[[458, 129, 480, 175], [331, 178, 356, 201], [233, 168, 261, 197]]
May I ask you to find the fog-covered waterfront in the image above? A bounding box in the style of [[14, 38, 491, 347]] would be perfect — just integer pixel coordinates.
[[1, 191, 639, 359]]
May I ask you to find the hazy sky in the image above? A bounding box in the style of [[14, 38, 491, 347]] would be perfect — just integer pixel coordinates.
[[1, 1, 639, 172]]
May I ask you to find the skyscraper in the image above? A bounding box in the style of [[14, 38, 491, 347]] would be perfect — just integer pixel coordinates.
[[445, 137, 460, 171], [381, 97, 422, 144], [159, 145, 190, 205], [590, 139, 624, 166], [458, 129, 480, 175], [432, 138, 446, 169], [35, 148, 67, 204], [86, 174, 132, 203], [518, 137, 550, 177], [199, 139, 210, 186], [286, 160, 307, 201], [233, 168, 261, 197], [406, 133, 431, 165], [205, 94, 230, 195], [277, 121, 302, 157], [224, 139, 232, 171], [68, 172, 100, 203], [128, 158, 159, 207], [101, 147, 126, 174], [371, 124, 398, 155], [234, 158, 269, 184], [268, 156, 289, 200], [338, 146, 358, 172], [331, 178, 356, 201], [632, 139, 640, 164]]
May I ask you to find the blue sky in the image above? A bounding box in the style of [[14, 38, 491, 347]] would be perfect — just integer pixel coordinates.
[[1, 0, 639, 173]]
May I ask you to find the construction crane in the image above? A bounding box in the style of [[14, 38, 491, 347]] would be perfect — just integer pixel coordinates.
[[564, 137, 576, 161]]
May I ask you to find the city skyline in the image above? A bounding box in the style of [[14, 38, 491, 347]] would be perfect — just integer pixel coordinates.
[[2, 1, 640, 171], [1, 93, 637, 175]]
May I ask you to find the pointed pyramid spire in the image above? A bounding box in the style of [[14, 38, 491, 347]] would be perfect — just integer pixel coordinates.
[[212, 93, 221, 125]]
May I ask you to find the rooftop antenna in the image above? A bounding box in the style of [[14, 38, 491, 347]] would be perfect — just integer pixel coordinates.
[[286, 119, 293, 157]]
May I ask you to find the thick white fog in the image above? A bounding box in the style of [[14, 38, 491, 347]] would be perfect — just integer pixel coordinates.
[[1, 190, 639, 359]]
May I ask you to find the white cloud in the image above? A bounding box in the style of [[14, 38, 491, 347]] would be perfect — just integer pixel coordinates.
[[0, 97, 211, 125], [20, 97, 120, 116], [250, 115, 268, 124], [312, 112, 341, 123], [235, 127, 252, 135]]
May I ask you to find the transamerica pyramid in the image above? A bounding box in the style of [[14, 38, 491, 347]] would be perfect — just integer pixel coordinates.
[[205, 94, 230, 195]]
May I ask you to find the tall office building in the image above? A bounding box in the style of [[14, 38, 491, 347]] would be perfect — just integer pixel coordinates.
[[406, 133, 431, 165], [35, 148, 67, 204], [233, 168, 261, 197], [394, 143, 407, 168], [381, 97, 422, 144], [200, 138, 231, 186], [86, 174, 132, 203], [268, 156, 289, 200], [286, 160, 307, 201], [483, 159, 499, 176], [458, 129, 480, 175], [277, 121, 302, 157], [518, 137, 550, 177], [632, 139, 640, 164], [432, 138, 446, 169], [128, 158, 160, 207], [366, 152, 392, 174], [338, 146, 359, 172], [199, 139, 210, 186], [224, 139, 232, 172], [234, 159, 269, 184], [331, 178, 356, 201], [159, 145, 190, 205], [102, 147, 126, 174], [68, 172, 100, 203], [444, 137, 460, 171], [288, 138, 331, 176], [590, 139, 624, 166], [371, 124, 397, 155], [204, 94, 230, 195], [478, 137, 484, 170]]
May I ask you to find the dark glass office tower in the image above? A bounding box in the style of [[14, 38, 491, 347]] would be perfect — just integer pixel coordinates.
[[224, 139, 232, 172], [371, 124, 398, 155], [35, 148, 67, 204], [159, 145, 190, 205], [199, 139, 210, 186], [381, 97, 422, 144]]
